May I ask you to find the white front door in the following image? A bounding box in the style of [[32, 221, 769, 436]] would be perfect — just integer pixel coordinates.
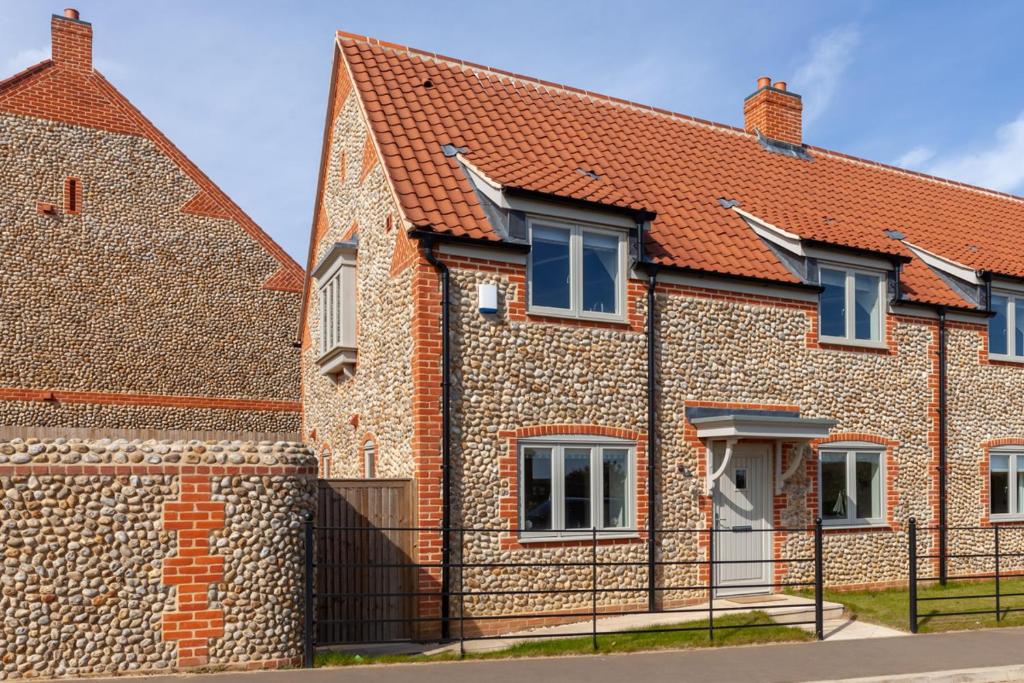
[[713, 442, 772, 596]]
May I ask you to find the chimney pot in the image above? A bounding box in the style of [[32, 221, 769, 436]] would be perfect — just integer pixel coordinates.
[[744, 76, 802, 146], [64, 8, 79, 19]]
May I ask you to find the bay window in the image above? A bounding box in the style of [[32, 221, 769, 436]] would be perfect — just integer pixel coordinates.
[[988, 293, 1024, 360], [520, 440, 634, 537], [819, 265, 885, 345], [819, 447, 885, 526], [528, 220, 626, 320], [990, 451, 1024, 519]]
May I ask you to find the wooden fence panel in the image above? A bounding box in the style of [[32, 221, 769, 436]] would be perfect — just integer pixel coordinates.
[[315, 479, 414, 644]]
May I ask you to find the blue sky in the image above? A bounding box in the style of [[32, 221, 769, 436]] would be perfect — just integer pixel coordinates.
[[3, 1, 1023, 263]]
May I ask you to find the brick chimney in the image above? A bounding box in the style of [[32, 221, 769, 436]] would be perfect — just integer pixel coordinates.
[[743, 76, 802, 146], [51, 8, 92, 72]]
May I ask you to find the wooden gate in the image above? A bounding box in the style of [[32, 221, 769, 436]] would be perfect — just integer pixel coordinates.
[[315, 479, 415, 644]]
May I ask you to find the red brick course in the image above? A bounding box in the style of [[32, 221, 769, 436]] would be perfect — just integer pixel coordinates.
[[0, 387, 300, 412]]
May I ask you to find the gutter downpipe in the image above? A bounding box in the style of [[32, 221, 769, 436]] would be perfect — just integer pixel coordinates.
[[646, 263, 659, 612], [938, 307, 948, 586], [420, 237, 452, 639]]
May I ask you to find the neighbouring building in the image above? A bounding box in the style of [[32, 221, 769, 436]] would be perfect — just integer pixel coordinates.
[[303, 31, 1024, 636], [0, 10, 313, 679]]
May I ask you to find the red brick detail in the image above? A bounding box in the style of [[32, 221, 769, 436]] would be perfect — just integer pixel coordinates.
[[63, 177, 82, 215], [358, 134, 378, 183], [0, 387, 300, 412], [743, 84, 802, 146], [0, 31, 302, 283], [262, 265, 304, 293], [341, 220, 359, 241], [161, 475, 225, 668], [180, 190, 232, 220], [339, 149, 347, 185], [389, 227, 418, 277], [496, 424, 648, 551], [36, 201, 57, 215], [411, 254, 444, 637]]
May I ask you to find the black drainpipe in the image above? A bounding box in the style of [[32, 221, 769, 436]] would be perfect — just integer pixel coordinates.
[[420, 238, 452, 639], [937, 307, 948, 585], [646, 264, 659, 612]]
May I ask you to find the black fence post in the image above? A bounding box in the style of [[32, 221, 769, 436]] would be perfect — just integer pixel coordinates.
[[591, 526, 598, 651], [908, 517, 918, 634], [303, 510, 315, 668], [459, 528, 466, 656], [814, 517, 824, 640], [994, 525, 1002, 622], [707, 524, 715, 642]]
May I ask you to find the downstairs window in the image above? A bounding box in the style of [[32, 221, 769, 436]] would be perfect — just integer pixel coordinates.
[[520, 440, 634, 538], [819, 447, 885, 526], [990, 451, 1024, 519]]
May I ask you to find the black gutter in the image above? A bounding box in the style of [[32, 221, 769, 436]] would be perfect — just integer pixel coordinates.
[[638, 260, 824, 294], [937, 308, 948, 586], [408, 228, 531, 253], [419, 236, 453, 640], [645, 263, 659, 612]]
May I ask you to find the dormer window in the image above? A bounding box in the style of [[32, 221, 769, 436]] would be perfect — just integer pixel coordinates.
[[819, 265, 885, 345], [313, 240, 358, 379], [988, 292, 1024, 360], [527, 219, 626, 321]]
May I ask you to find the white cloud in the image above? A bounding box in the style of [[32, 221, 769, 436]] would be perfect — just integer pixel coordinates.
[[924, 112, 1024, 193], [4, 47, 47, 74], [894, 146, 936, 169], [794, 25, 860, 127]]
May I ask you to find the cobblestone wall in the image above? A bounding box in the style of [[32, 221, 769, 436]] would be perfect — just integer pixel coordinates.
[[0, 437, 315, 680]]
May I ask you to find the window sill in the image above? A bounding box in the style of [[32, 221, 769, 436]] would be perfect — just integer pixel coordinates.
[[817, 336, 889, 350], [526, 306, 627, 325], [989, 515, 1024, 524], [517, 531, 640, 544], [986, 354, 1024, 365], [822, 521, 890, 531], [316, 345, 357, 378]]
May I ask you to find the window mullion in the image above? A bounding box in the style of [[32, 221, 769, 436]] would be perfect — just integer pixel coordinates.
[[847, 451, 856, 522], [1011, 296, 1018, 359], [1013, 455, 1019, 515], [553, 445, 564, 535], [593, 446, 601, 530], [846, 271, 855, 342], [571, 226, 581, 316]]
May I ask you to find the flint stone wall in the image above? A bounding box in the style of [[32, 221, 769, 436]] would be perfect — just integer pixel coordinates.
[[0, 437, 316, 680]]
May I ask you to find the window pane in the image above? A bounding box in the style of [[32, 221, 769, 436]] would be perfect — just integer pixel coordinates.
[[821, 453, 847, 520], [820, 269, 847, 337], [1017, 464, 1024, 515], [854, 273, 881, 341], [855, 452, 881, 520], [564, 448, 592, 529], [990, 295, 1009, 355], [992, 454, 1010, 515], [522, 448, 552, 531], [582, 231, 619, 314], [602, 449, 628, 529], [531, 225, 571, 310], [1015, 300, 1024, 357]]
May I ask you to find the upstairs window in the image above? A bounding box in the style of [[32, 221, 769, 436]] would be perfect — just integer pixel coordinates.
[[819, 266, 885, 345], [312, 240, 358, 378], [528, 220, 626, 321], [988, 293, 1024, 360], [520, 440, 634, 538]]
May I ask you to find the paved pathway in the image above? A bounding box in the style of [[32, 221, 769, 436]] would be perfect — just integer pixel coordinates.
[[57, 627, 1024, 683]]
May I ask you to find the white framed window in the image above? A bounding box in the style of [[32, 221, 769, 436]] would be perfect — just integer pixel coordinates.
[[818, 265, 886, 346], [527, 219, 627, 321], [363, 440, 376, 478], [519, 438, 635, 538], [312, 241, 357, 377], [818, 445, 885, 526], [988, 292, 1024, 361], [989, 450, 1024, 519]]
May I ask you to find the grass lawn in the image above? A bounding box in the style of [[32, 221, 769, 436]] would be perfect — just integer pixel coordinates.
[[804, 576, 1024, 633], [315, 611, 813, 667]]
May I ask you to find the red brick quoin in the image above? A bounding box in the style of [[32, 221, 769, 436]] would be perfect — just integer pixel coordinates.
[[161, 475, 226, 668]]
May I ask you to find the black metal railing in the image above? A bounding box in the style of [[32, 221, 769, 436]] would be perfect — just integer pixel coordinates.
[[908, 518, 1024, 633], [302, 518, 825, 664]]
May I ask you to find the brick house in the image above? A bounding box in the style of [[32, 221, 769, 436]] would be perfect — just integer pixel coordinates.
[[302, 30, 1024, 635], [0, 10, 312, 677], [0, 10, 304, 435]]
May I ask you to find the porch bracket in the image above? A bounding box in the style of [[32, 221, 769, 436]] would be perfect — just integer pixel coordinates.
[[776, 441, 810, 494], [705, 438, 738, 495]]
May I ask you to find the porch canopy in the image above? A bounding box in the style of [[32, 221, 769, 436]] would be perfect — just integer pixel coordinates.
[[690, 413, 836, 494]]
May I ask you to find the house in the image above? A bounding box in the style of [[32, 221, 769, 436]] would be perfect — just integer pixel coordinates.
[[0, 9, 304, 437], [302, 30, 1024, 636]]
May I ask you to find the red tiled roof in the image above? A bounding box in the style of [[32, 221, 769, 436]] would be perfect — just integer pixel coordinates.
[[339, 32, 1024, 308]]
